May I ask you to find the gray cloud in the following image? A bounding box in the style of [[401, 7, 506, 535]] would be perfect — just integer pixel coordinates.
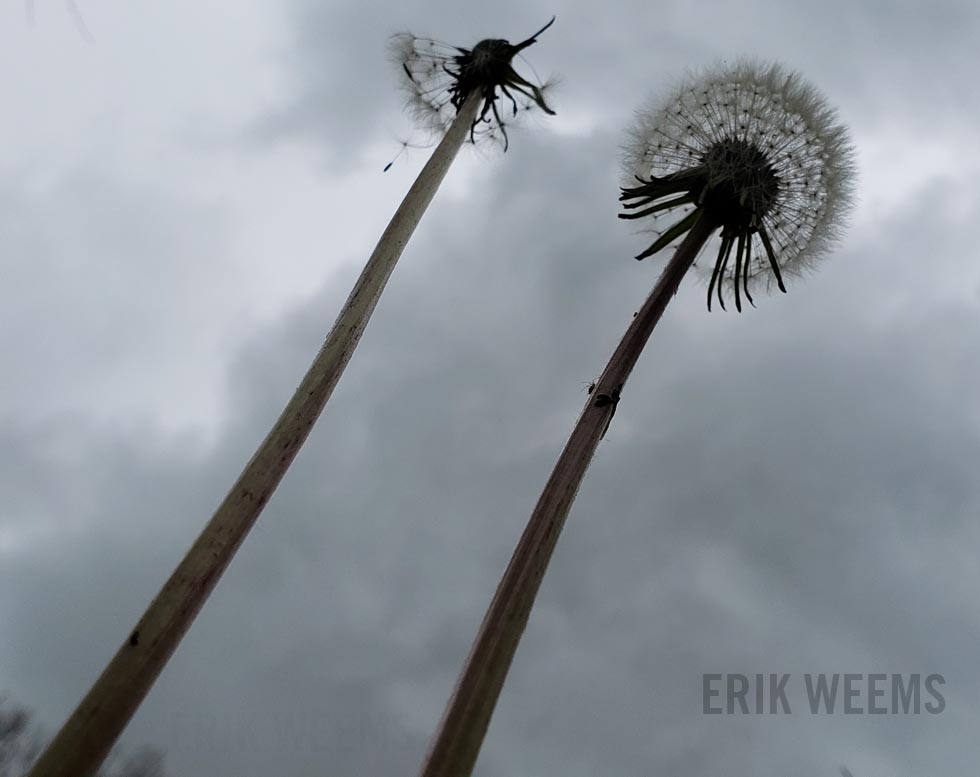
[[4, 2, 980, 777]]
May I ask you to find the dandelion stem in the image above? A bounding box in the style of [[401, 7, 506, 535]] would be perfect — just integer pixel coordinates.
[[26, 91, 483, 777], [417, 209, 718, 777]]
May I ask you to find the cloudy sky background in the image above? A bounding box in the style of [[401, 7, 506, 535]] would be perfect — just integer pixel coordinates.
[[2, 1, 980, 775]]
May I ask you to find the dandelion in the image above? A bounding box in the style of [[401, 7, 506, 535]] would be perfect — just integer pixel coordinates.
[[620, 60, 854, 311], [391, 17, 556, 151], [418, 61, 854, 777], [28, 20, 557, 777]]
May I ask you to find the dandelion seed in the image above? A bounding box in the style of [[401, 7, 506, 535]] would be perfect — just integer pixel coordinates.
[[382, 138, 427, 172], [620, 60, 854, 311]]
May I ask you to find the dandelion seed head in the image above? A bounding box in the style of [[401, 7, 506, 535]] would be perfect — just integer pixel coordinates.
[[620, 60, 855, 310], [389, 18, 557, 151]]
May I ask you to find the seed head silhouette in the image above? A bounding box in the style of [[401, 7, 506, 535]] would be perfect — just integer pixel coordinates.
[[620, 61, 855, 311], [390, 17, 557, 151]]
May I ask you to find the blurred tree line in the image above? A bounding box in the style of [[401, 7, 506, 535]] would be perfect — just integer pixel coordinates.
[[1, 696, 166, 777]]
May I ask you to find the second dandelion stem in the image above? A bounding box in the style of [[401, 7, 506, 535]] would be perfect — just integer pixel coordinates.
[[418, 210, 719, 777]]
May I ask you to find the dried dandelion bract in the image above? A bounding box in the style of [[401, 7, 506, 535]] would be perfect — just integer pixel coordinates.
[[390, 17, 557, 150], [621, 61, 855, 310]]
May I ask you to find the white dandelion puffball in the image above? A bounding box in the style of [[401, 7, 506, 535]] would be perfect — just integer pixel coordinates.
[[620, 60, 855, 311]]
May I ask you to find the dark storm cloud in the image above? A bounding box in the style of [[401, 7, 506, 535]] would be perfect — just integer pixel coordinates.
[[7, 110, 980, 777], [5, 1, 980, 777]]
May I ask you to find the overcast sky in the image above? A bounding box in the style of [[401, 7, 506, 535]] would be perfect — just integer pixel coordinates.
[[3, 1, 980, 776]]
